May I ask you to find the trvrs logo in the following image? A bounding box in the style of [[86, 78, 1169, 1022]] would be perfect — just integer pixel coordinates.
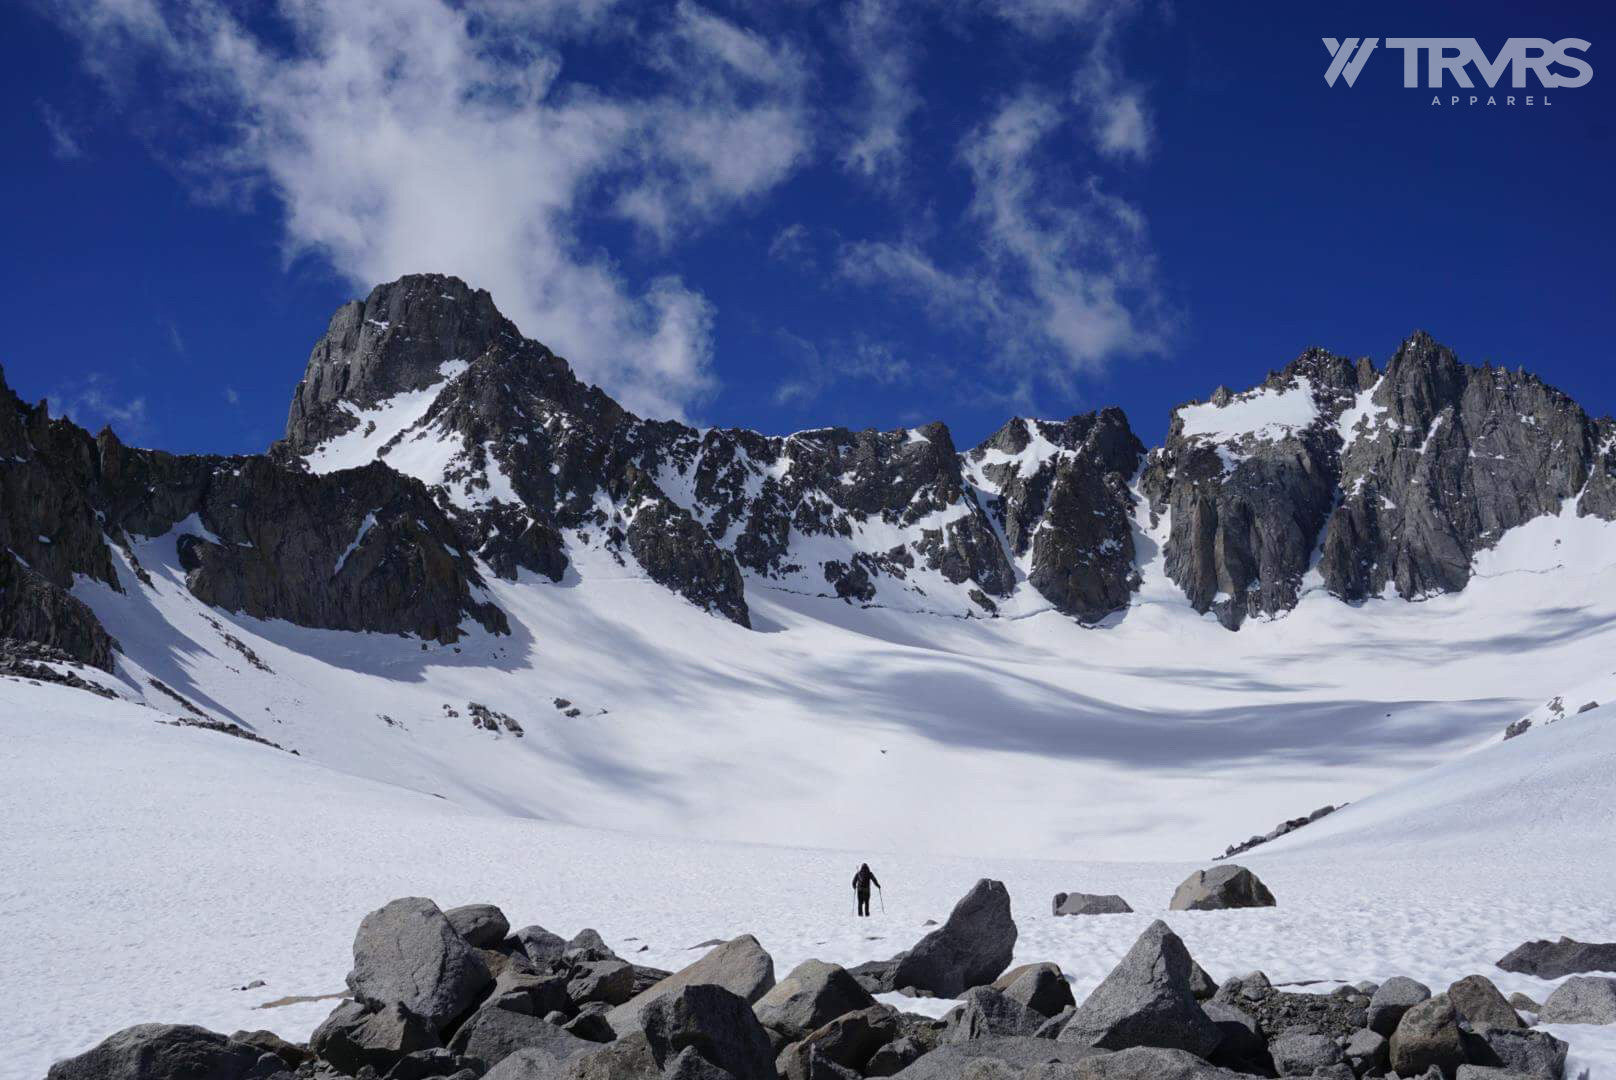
[[1322, 38, 1593, 104]]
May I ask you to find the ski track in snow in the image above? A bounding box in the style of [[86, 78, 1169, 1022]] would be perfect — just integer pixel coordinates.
[[1, 686, 1613, 1079]]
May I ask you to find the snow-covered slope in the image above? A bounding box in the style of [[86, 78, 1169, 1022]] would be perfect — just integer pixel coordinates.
[[4, 674, 1613, 1080]]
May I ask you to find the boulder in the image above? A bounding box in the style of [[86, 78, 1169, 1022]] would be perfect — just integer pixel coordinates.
[[889, 1036, 1099, 1078], [753, 959, 877, 1039], [514, 925, 569, 968], [664, 1044, 747, 1079], [778, 1005, 902, 1080], [566, 960, 636, 1006], [995, 963, 1076, 1018], [447, 1005, 589, 1069], [228, 1029, 308, 1068], [608, 934, 776, 1036], [45, 1024, 273, 1080], [1454, 1067, 1542, 1080], [1538, 975, 1616, 1024], [563, 1005, 615, 1044], [1344, 1028, 1388, 1075], [1201, 1001, 1269, 1075], [382, 1047, 484, 1079], [566, 929, 614, 956], [642, 984, 775, 1080], [848, 958, 902, 995], [347, 898, 494, 1034], [1497, 937, 1616, 980], [1507, 992, 1542, 1013], [865, 1034, 929, 1076], [480, 1045, 580, 1079], [1389, 994, 1465, 1079], [1187, 962, 1217, 1001], [445, 904, 511, 948], [891, 879, 1018, 997], [945, 986, 1047, 1041], [557, 1031, 660, 1080], [1053, 893, 1133, 916], [1168, 866, 1276, 911], [1212, 971, 1272, 1005], [489, 968, 575, 1017], [1460, 1026, 1568, 1079], [1057, 920, 1221, 1056], [1368, 976, 1432, 1036], [1448, 974, 1524, 1030], [1269, 1030, 1344, 1075], [311, 1001, 439, 1075], [1061, 1045, 1248, 1078]]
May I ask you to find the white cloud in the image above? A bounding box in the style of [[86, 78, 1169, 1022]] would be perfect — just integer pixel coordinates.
[[224, 386, 239, 406], [49, 374, 150, 440], [37, 101, 85, 161], [48, 0, 814, 422], [839, 91, 1167, 405], [1072, 13, 1154, 161], [840, 0, 919, 184], [773, 333, 913, 407]]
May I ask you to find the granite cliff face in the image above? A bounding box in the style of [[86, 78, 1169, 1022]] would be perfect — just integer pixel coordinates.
[[3, 273, 1611, 673]]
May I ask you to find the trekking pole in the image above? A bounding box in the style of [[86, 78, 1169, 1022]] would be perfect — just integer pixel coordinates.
[[878, 885, 885, 914]]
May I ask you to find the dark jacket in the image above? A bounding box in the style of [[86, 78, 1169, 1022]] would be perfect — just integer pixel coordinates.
[[852, 865, 880, 894]]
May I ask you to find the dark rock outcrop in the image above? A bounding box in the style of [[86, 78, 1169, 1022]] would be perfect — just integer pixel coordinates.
[[1057, 920, 1221, 1056], [345, 897, 493, 1035], [1497, 937, 1616, 980], [1053, 893, 1133, 916], [44, 1024, 276, 1080]]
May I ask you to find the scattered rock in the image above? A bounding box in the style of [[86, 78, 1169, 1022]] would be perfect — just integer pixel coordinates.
[[447, 1003, 587, 1067], [1448, 974, 1524, 1030], [1461, 1026, 1569, 1079], [641, 983, 775, 1079], [752, 959, 876, 1039], [891, 879, 1017, 997], [1057, 919, 1221, 1056], [608, 934, 776, 1036], [1507, 992, 1542, 1013], [887, 1035, 1097, 1078], [310, 1000, 439, 1075], [1389, 993, 1465, 1079], [1052, 893, 1133, 916], [566, 959, 636, 1006], [778, 1005, 903, 1080], [1201, 1000, 1270, 1075], [1168, 865, 1276, 911], [945, 986, 1047, 1041], [994, 963, 1076, 1018], [1269, 1029, 1345, 1075], [514, 925, 569, 968], [1059, 1045, 1246, 1078], [1216, 805, 1339, 859], [227, 1029, 307, 1067], [445, 903, 510, 948], [1538, 976, 1616, 1024], [1344, 1026, 1388, 1075], [1369, 975, 1432, 1035]]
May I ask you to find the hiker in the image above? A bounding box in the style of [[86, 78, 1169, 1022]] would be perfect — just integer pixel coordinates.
[[852, 862, 880, 917]]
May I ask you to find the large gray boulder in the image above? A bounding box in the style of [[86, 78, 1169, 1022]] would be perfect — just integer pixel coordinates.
[[445, 904, 511, 948], [608, 935, 776, 1037], [347, 897, 493, 1034], [945, 986, 1047, 1041], [995, 963, 1076, 1018], [642, 984, 775, 1080], [514, 925, 569, 968], [1058, 1045, 1248, 1078], [45, 1024, 274, 1080], [1538, 976, 1616, 1024], [1201, 1000, 1268, 1075], [1053, 893, 1133, 916], [890, 1036, 1099, 1078], [447, 1005, 589, 1069], [566, 960, 636, 1006], [778, 1005, 902, 1080], [1460, 1026, 1569, 1079], [752, 959, 876, 1039], [489, 968, 575, 1017], [555, 1031, 661, 1080], [1497, 937, 1616, 980], [1389, 993, 1465, 1078], [891, 879, 1018, 997], [1343, 1028, 1388, 1076], [1168, 866, 1275, 911], [1269, 1030, 1344, 1075], [1368, 975, 1432, 1035], [1057, 920, 1221, 1056], [310, 1000, 439, 1075], [1448, 974, 1524, 1030]]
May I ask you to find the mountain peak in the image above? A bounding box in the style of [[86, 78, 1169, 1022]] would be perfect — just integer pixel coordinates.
[[281, 274, 521, 454]]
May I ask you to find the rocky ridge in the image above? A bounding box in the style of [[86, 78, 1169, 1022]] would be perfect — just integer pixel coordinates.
[[4, 273, 1613, 672]]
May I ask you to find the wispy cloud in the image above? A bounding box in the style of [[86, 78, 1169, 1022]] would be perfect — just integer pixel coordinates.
[[47, 0, 816, 422], [49, 373, 150, 440], [224, 386, 239, 406], [36, 101, 85, 161], [774, 332, 913, 407], [839, 91, 1168, 407]]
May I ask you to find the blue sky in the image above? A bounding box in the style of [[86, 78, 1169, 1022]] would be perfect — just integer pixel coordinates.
[[2, 0, 1612, 454]]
